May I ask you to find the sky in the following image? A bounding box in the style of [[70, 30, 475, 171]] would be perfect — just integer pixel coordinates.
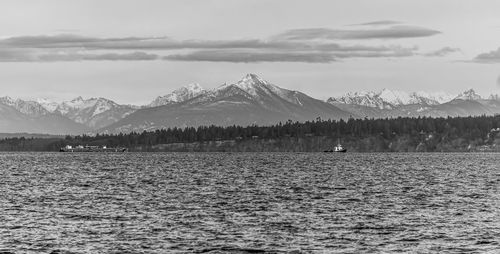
[[1, 0, 500, 105]]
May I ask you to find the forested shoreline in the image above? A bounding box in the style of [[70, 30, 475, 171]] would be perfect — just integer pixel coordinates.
[[1, 115, 500, 152]]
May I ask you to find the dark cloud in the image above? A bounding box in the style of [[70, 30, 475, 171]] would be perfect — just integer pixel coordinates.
[[164, 50, 336, 63], [332, 47, 415, 58], [0, 49, 36, 62], [0, 35, 291, 50], [424, 47, 461, 57], [0, 25, 440, 51], [1, 34, 157, 48], [274, 26, 440, 40], [38, 52, 158, 61], [350, 20, 403, 26], [89, 39, 299, 50], [0, 24, 438, 63], [162, 46, 417, 63], [474, 48, 500, 63]]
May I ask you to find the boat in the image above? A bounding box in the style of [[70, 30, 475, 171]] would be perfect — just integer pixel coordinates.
[[59, 145, 127, 152], [324, 141, 347, 153], [333, 143, 347, 153]]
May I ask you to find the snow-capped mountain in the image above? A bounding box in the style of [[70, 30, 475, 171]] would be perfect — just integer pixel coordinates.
[[379, 89, 454, 106], [191, 74, 310, 107], [328, 89, 455, 109], [327, 91, 393, 109], [0, 95, 137, 133], [36, 98, 60, 112], [101, 74, 352, 133], [413, 91, 455, 104], [327, 88, 500, 119], [0, 97, 90, 134], [149, 83, 205, 107], [51, 97, 137, 129], [454, 89, 482, 101], [4, 74, 500, 135], [0, 96, 51, 117]]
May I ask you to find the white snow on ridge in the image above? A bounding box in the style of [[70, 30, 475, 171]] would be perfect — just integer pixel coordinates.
[[378, 89, 414, 105], [0, 96, 16, 106], [330, 89, 458, 108], [92, 100, 114, 117], [213, 73, 305, 106], [63, 97, 100, 109], [0, 96, 50, 116], [414, 91, 455, 104], [36, 98, 60, 112], [150, 83, 205, 107], [454, 89, 482, 101]]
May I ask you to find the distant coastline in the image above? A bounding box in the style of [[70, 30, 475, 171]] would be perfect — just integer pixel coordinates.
[[1, 115, 499, 152]]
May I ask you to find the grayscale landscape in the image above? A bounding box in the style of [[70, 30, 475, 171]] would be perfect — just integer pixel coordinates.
[[0, 1, 499, 253]]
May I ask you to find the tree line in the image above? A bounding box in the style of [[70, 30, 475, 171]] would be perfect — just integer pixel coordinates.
[[1, 115, 499, 151]]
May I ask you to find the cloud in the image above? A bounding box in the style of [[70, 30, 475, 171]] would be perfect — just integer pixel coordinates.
[[424, 47, 461, 57], [350, 20, 403, 26], [0, 49, 36, 62], [0, 23, 440, 63], [38, 51, 159, 61], [162, 46, 417, 63], [0, 35, 412, 54], [474, 47, 500, 63], [497, 75, 500, 87], [164, 50, 336, 63], [274, 26, 441, 40], [1, 34, 155, 48], [0, 33, 420, 63], [332, 46, 415, 58], [0, 35, 290, 50]]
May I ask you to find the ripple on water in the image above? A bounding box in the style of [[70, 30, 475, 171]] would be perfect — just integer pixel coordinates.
[[0, 152, 499, 253]]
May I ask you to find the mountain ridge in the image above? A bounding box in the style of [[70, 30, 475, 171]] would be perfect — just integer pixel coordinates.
[[149, 83, 206, 107], [2, 74, 500, 135], [100, 74, 353, 133]]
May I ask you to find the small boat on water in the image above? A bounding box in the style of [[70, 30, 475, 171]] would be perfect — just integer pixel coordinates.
[[59, 145, 127, 152], [333, 143, 347, 153], [324, 141, 347, 153]]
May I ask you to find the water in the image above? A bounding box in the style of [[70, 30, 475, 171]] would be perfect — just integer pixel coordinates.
[[0, 152, 499, 253]]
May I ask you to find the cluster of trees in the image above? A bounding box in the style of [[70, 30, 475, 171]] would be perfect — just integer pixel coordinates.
[[1, 115, 499, 151]]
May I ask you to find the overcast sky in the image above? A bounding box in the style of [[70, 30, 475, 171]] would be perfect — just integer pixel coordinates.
[[1, 0, 500, 105]]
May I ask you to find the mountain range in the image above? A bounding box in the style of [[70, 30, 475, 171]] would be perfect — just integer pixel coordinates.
[[1, 73, 500, 135], [101, 74, 351, 133], [328, 88, 500, 119]]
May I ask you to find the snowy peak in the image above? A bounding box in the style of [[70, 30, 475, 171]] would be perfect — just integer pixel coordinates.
[[329, 89, 455, 109], [91, 98, 120, 117], [328, 91, 392, 109], [237, 73, 269, 87], [413, 91, 455, 104], [378, 89, 414, 105], [0, 96, 50, 116], [56, 97, 121, 116], [45, 96, 137, 128], [153, 74, 303, 108], [211, 73, 306, 106], [454, 89, 482, 101], [101, 74, 353, 133], [235, 73, 269, 95], [0, 96, 16, 106], [217, 73, 270, 94], [36, 98, 59, 112], [62, 97, 104, 111], [185, 83, 204, 92], [149, 83, 206, 107]]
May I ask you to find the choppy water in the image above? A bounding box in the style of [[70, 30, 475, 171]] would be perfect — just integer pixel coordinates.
[[0, 152, 499, 253]]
